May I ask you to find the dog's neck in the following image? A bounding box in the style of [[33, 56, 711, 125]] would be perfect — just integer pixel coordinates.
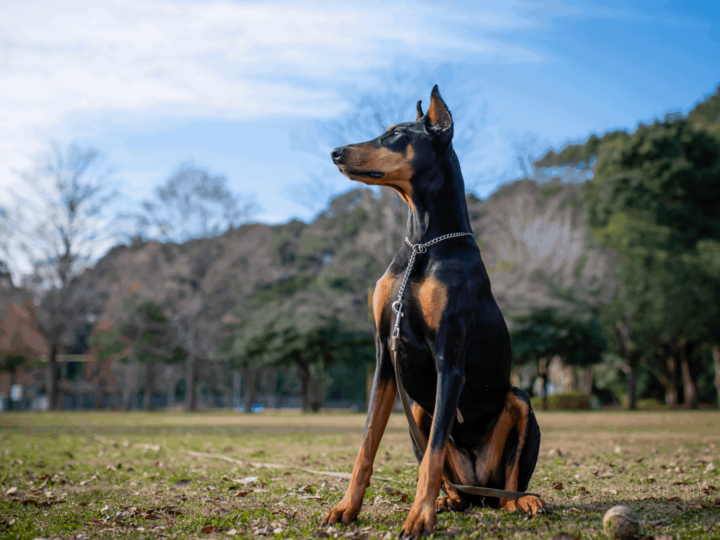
[[405, 145, 473, 245]]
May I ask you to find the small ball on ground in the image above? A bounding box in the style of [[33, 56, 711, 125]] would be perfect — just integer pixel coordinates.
[[602, 505, 639, 539]]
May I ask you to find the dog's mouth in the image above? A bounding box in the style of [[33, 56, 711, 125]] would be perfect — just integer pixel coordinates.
[[338, 166, 384, 180]]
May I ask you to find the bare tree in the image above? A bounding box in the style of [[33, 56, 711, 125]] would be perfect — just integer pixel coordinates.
[[129, 166, 253, 411], [11, 143, 117, 410], [133, 165, 256, 244], [171, 243, 221, 411]]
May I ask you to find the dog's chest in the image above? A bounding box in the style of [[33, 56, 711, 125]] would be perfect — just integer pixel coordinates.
[[373, 272, 449, 332]]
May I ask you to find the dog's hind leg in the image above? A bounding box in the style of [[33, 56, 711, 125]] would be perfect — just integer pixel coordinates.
[[473, 387, 544, 515], [436, 443, 475, 512], [409, 403, 473, 513]]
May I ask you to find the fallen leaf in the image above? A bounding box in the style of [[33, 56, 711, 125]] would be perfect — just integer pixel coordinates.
[[234, 490, 253, 498], [667, 496, 682, 502], [550, 534, 579, 540], [5, 487, 17, 495], [174, 479, 192, 487], [672, 481, 688, 486], [86, 519, 114, 529], [399, 493, 408, 502], [200, 525, 218, 534], [551, 482, 563, 490], [227, 529, 238, 536]]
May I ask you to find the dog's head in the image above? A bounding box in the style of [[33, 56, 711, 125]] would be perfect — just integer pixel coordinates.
[[330, 85, 454, 207]]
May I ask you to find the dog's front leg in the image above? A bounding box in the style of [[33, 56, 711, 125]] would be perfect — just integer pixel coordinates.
[[323, 350, 396, 526], [401, 359, 463, 538]]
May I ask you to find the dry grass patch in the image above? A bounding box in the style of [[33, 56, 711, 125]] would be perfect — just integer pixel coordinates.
[[1, 411, 719, 539]]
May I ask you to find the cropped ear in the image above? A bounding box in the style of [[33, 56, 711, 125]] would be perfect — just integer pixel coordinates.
[[424, 85, 453, 142], [416, 100, 424, 121]]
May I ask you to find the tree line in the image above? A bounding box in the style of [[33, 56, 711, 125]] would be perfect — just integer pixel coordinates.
[[2, 85, 720, 411], [528, 88, 720, 409]]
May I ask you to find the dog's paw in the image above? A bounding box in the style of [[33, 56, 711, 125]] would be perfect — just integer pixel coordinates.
[[435, 496, 468, 513], [500, 495, 546, 516], [322, 499, 362, 526], [399, 501, 436, 538]]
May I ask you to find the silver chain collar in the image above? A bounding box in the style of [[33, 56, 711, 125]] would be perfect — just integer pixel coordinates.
[[390, 232, 473, 352]]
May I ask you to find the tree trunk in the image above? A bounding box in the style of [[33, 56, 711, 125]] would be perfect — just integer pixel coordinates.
[[143, 360, 155, 411], [121, 361, 134, 412], [46, 343, 58, 411], [627, 363, 636, 410], [679, 343, 698, 409], [296, 358, 310, 412], [242, 365, 259, 412], [309, 371, 324, 413], [264, 369, 277, 410], [584, 365, 593, 395], [93, 361, 104, 409], [185, 355, 198, 412], [665, 353, 678, 407], [568, 363, 578, 392], [57, 358, 68, 410]]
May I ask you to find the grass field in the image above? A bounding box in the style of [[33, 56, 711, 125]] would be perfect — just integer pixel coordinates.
[[1, 410, 719, 540]]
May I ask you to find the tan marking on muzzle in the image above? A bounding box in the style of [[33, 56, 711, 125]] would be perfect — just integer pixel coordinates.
[[338, 144, 416, 209]]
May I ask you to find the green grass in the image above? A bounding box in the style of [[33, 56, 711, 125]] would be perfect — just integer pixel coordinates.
[[1, 410, 719, 539]]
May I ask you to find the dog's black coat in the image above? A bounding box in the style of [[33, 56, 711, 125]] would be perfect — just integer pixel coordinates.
[[324, 86, 543, 537]]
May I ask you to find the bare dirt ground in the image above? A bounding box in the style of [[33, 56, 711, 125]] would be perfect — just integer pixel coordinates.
[[1, 410, 719, 539]]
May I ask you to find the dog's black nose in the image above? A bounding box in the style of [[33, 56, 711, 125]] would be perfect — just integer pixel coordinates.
[[331, 147, 345, 163]]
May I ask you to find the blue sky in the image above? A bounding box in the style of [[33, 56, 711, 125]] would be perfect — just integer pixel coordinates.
[[1, 0, 719, 225]]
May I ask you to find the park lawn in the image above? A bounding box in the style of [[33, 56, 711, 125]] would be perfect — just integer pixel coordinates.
[[1, 410, 719, 540]]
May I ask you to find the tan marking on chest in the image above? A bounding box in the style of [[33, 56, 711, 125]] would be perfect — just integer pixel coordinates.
[[410, 277, 448, 330], [372, 273, 395, 325]]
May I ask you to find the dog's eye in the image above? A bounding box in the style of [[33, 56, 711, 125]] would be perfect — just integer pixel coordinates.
[[392, 130, 402, 138]]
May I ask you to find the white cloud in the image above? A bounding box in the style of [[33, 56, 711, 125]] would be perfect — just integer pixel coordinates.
[[0, 0, 559, 205]]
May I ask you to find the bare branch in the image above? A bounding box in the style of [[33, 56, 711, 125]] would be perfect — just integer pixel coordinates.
[[131, 165, 257, 244]]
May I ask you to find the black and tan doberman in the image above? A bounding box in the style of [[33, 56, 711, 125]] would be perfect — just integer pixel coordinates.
[[323, 86, 544, 537]]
